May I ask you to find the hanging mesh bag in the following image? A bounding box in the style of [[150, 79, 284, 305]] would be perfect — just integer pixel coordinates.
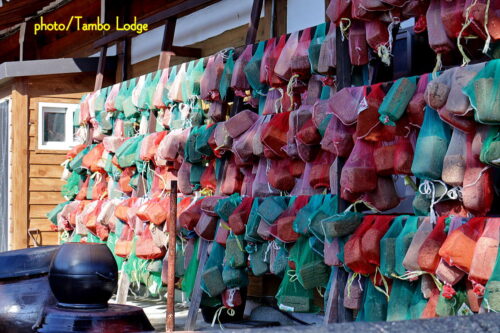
[[321, 115, 355, 157], [379, 76, 418, 126], [407, 74, 429, 128], [340, 138, 378, 193], [441, 129, 467, 186], [344, 215, 377, 275], [380, 215, 407, 278], [231, 45, 253, 98], [483, 250, 500, 312]]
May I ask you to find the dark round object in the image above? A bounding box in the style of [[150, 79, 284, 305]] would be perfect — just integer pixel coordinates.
[[36, 304, 155, 333], [49, 242, 118, 309]]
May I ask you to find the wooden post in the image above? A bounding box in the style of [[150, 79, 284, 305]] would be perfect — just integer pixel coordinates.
[[166, 181, 178, 332], [158, 18, 178, 71]]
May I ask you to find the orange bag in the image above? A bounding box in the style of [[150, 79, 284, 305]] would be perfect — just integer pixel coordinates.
[[118, 167, 136, 194], [469, 218, 500, 292], [361, 215, 394, 266], [75, 177, 90, 201], [82, 143, 106, 173], [418, 216, 448, 274], [135, 224, 166, 260], [85, 200, 104, 235], [344, 215, 377, 275], [66, 144, 87, 160], [91, 173, 108, 200], [136, 198, 170, 226], [438, 217, 486, 273], [114, 198, 138, 222], [140, 131, 168, 162], [115, 224, 135, 258]]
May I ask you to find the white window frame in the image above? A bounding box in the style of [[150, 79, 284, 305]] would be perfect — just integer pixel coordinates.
[[38, 102, 78, 150], [0, 97, 11, 251]]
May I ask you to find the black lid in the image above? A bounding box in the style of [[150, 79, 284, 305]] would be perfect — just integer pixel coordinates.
[[0, 246, 59, 279]]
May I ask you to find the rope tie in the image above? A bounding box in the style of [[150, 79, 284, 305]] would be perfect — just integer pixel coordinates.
[[482, 0, 491, 54], [316, 286, 325, 298], [211, 306, 235, 330], [263, 241, 273, 262], [463, 166, 490, 188], [419, 180, 447, 224], [286, 74, 300, 111], [346, 272, 359, 298], [287, 269, 298, 282], [373, 267, 390, 301], [432, 54, 442, 79], [339, 18, 351, 41]]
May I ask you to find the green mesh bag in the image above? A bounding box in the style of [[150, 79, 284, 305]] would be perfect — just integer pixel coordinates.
[[114, 79, 133, 112], [69, 145, 93, 173], [190, 163, 205, 191], [162, 66, 177, 107], [115, 135, 144, 168], [394, 216, 419, 277], [245, 198, 264, 243], [409, 279, 427, 319], [175, 240, 186, 278], [122, 78, 139, 119], [276, 268, 317, 313], [123, 120, 136, 137], [98, 110, 114, 133], [94, 87, 109, 112], [412, 192, 431, 216], [289, 236, 330, 289], [484, 250, 500, 312], [146, 70, 162, 110], [224, 232, 246, 268], [86, 176, 95, 200], [247, 242, 269, 276], [181, 238, 200, 299], [378, 76, 418, 126], [222, 265, 249, 289], [308, 22, 327, 74], [186, 59, 205, 99], [380, 215, 407, 278], [220, 50, 235, 101], [293, 194, 324, 235], [184, 126, 204, 164], [137, 73, 154, 110], [386, 279, 417, 321], [215, 194, 242, 222], [182, 61, 195, 103], [47, 201, 70, 225], [62, 171, 85, 199], [271, 244, 289, 277], [308, 195, 339, 240], [436, 287, 469, 317], [188, 103, 205, 127], [480, 126, 500, 166], [201, 242, 226, 297], [195, 124, 216, 157], [244, 41, 267, 95], [411, 105, 451, 180], [463, 59, 500, 124], [356, 278, 388, 322], [257, 196, 289, 224], [87, 232, 105, 244], [321, 211, 364, 242]]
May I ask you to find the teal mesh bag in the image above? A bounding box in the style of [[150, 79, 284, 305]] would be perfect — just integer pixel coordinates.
[[380, 215, 407, 278], [115, 135, 144, 168], [114, 79, 133, 112], [484, 250, 500, 312], [308, 195, 339, 240], [94, 87, 109, 113], [222, 265, 249, 289], [224, 232, 246, 268], [137, 73, 153, 110], [162, 66, 177, 106], [276, 268, 317, 313], [190, 163, 205, 191], [86, 177, 95, 200], [321, 211, 364, 242], [215, 194, 242, 222], [219, 50, 235, 101], [106, 231, 124, 269], [181, 238, 200, 299], [97, 110, 113, 133], [411, 105, 451, 180], [289, 235, 330, 289], [293, 194, 324, 235], [257, 196, 289, 224], [69, 145, 93, 173], [182, 61, 196, 102], [195, 124, 216, 157], [378, 76, 418, 126], [308, 22, 327, 74], [184, 126, 204, 164], [186, 59, 205, 99], [386, 279, 416, 321], [409, 279, 427, 319], [175, 240, 186, 278], [201, 242, 226, 297], [271, 244, 289, 277], [188, 103, 205, 127], [463, 59, 500, 125], [62, 171, 85, 199], [244, 41, 267, 95], [480, 126, 500, 166], [47, 201, 70, 225], [356, 278, 388, 322], [436, 287, 468, 317], [245, 198, 264, 243], [412, 192, 431, 216], [122, 78, 138, 119], [247, 242, 269, 276], [394, 216, 419, 277], [169, 104, 184, 130]]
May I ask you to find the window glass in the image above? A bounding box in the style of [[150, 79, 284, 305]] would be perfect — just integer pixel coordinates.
[[43, 111, 66, 143]]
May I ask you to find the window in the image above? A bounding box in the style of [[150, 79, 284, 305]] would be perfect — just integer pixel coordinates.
[[38, 102, 78, 150]]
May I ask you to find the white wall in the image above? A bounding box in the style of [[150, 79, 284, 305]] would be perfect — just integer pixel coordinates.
[[286, 0, 325, 33]]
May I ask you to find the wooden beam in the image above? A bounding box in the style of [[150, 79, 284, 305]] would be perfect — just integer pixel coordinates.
[[246, 0, 265, 44], [158, 18, 177, 70], [273, 0, 287, 37], [93, 0, 219, 49], [94, 46, 108, 91], [11, 78, 29, 250], [166, 181, 178, 332]]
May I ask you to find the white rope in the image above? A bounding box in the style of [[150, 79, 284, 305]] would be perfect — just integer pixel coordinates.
[[418, 180, 447, 224], [463, 166, 490, 188]]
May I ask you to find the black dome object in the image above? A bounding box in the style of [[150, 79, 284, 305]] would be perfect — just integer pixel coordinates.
[[0, 245, 59, 280], [49, 242, 118, 309]]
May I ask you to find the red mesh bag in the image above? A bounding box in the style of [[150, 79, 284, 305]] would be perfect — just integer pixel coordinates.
[[178, 160, 193, 195], [252, 158, 280, 198], [215, 222, 230, 246], [269, 35, 288, 88], [179, 198, 204, 231], [296, 140, 321, 163], [348, 20, 369, 66], [464, 0, 500, 41], [241, 166, 255, 196], [357, 84, 397, 142], [296, 118, 321, 145], [462, 132, 493, 215], [220, 156, 243, 195], [200, 54, 225, 101], [358, 0, 391, 10], [361, 215, 395, 266], [434, 200, 468, 217], [438, 107, 476, 133], [344, 215, 377, 275], [194, 213, 218, 241], [225, 110, 259, 139], [374, 142, 397, 175], [289, 158, 306, 178], [326, 0, 352, 25], [421, 289, 440, 319], [268, 158, 296, 192], [91, 173, 108, 200], [469, 218, 500, 291], [440, 0, 469, 38], [361, 176, 400, 211], [270, 196, 310, 243], [418, 216, 448, 274], [118, 167, 136, 194], [426, 0, 454, 56], [438, 217, 487, 273], [291, 162, 322, 196], [149, 166, 172, 198], [200, 159, 217, 192], [104, 120, 127, 154], [321, 115, 356, 157], [309, 150, 336, 189], [261, 111, 291, 158], [141, 131, 168, 163], [228, 197, 254, 235], [318, 24, 337, 76], [290, 27, 313, 80], [402, 0, 430, 17], [66, 144, 87, 159], [407, 74, 429, 128], [76, 177, 90, 201], [201, 196, 225, 217], [329, 86, 364, 126], [115, 224, 135, 258], [340, 139, 378, 193], [96, 220, 109, 241], [260, 37, 276, 86], [114, 198, 135, 222], [274, 32, 299, 82], [82, 143, 106, 173], [393, 135, 415, 175], [231, 45, 253, 97], [136, 225, 166, 260], [366, 20, 390, 64], [351, 0, 381, 20], [283, 108, 311, 158], [262, 88, 282, 115]]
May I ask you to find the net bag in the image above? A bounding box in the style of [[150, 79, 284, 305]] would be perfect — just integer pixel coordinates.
[[308, 23, 327, 74], [424, 69, 454, 111], [480, 126, 500, 167], [379, 76, 418, 126], [289, 235, 330, 289], [356, 278, 388, 322], [274, 31, 299, 82], [441, 129, 467, 187], [344, 215, 377, 275], [357, 83, 396, 142], [340, 139, 378, 193], [329, 86, 364, 126], [417, 216, 448, 274], [435, 217, 468, 285], [387, 279, 418, 321], [271, 196, 310, 243], [361, 215, 394, 267], [290, 27, 313, 80], [276, 268, 316, 313], [268, 158, 296, 192], [444, 63, 485, 117], [231, 44, 252, 97], [317, 23, 337, 75], [326, 0, 352, 25], [261, 111, 291, 158], [426, 0, 455, 58], [321, 115, 355, 157], [309, 150, 336, 189], [407, 74, 429, 128], [402, 217, 433, 273], [224, 233, 247, 268], [228, 197, 254, 236], [348, 20, 369, 66], [483, 250, 500, 312], [411, 106, 451, 180], [201, 242, 226, 297], [394, 216, 419, 277], [380, 215, 407, 278]]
